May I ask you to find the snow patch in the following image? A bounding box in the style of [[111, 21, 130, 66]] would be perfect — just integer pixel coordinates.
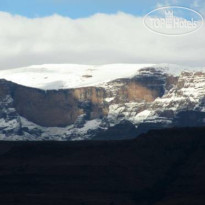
[[0, 64, 153, 90]]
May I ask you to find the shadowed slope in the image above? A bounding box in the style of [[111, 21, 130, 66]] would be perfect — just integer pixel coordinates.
[[0, 127, 205, 204]]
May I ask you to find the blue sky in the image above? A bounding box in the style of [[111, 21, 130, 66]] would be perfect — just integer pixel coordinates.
[[0, 0, 204, 68], [0, 0, 202, 18]]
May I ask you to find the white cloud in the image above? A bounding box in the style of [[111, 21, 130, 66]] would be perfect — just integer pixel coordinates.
[[0, 11, 204, 69]]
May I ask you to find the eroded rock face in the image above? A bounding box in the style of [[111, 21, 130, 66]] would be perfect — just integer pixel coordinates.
[[13, 86, 107, 127], [0, 80, 21, 135], [0, 68, 169, 128], [0, 67, 205, 140]]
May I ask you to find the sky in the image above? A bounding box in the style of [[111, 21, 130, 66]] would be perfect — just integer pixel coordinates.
[[0, 0, 203, 18], [0, 0, 205, 68]]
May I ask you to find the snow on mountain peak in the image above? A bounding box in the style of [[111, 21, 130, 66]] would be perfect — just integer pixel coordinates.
[[0, 63, 204, 90]]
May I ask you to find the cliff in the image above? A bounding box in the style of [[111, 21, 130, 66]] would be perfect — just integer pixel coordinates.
[[0, 64, 205, 140]]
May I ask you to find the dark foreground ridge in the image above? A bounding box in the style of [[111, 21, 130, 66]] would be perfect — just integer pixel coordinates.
[[0, 127, 205, 205]]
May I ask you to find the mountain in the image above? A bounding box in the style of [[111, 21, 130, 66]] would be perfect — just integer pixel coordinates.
[[0, 64, 205, 140], [0, 127, 205, 204]]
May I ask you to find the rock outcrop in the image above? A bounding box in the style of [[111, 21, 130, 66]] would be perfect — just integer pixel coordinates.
[[0, 66, 205, 140]]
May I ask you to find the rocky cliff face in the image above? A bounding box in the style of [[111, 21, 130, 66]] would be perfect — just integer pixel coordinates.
[[0, 65, 205, 140], [14, 86, 107, 127]]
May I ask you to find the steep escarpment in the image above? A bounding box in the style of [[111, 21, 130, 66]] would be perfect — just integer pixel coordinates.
[[13, 86, 107, 127], [0, 79, 108, 127], [0, 67, 169, 128], [0, 65, 205, 140], [105, 67, 170, 104], [0, 80, 21, 135]]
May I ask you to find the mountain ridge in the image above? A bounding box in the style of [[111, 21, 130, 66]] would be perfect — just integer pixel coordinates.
[[0, 64, 205, 140], [0, 63, 204, 90]]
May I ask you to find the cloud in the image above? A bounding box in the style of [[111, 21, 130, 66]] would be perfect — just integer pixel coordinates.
[[0, 11, 204, 69]]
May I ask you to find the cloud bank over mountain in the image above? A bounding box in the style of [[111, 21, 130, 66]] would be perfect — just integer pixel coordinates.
[[0, 11, 204, 69]]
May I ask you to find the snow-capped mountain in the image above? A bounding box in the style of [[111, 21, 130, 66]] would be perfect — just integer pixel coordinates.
[[1, 64, 204, 90], [0, 64, 153, 90], [0, 64, 205, 141]]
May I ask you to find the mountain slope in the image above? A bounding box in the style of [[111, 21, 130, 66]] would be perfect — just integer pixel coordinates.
[[0, 64, 205, 140], [0, 127, 205, 204]]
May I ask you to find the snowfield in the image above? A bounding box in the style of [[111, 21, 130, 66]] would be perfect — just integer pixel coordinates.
[[1, 63, 204, 90], [0, 64, 152, 90]]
